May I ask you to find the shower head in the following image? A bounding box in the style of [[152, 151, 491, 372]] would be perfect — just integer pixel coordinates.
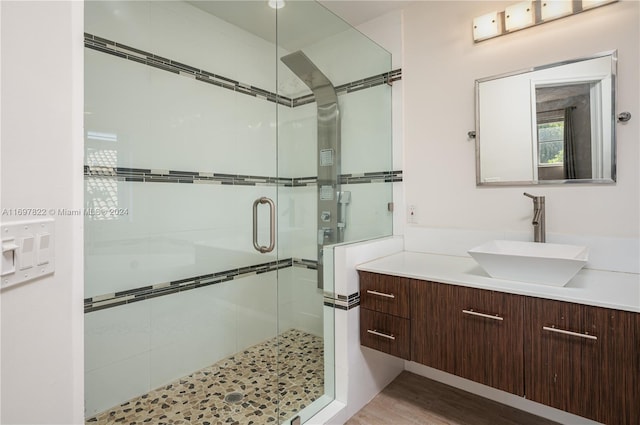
[[281, 51, 337, 106]]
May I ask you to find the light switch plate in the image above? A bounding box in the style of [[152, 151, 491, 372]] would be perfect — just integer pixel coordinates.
[[1, 218, 55, 289], [408, 205, 418, 224]]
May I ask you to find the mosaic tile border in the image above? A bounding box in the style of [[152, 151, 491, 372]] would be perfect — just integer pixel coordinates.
[[85, 33, 292, 107], [84, 166, 403, 187], [292, 69, 403, 107], [324, 292, 360, 311], [85, 258, 292, 313], [84, 258, 320, 313], [293, 257, 318, 270], [340, 170, 404, 185], [83, 165, 294, 186], [84, 33, 402, 109]]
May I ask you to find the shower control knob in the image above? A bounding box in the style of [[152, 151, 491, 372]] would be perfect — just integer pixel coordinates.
[[321, 211, 331, 222]]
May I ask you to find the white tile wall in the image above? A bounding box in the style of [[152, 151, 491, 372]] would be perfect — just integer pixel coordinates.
[[85, 182, 278, 297], [341, 183, 394, 246], [84, 271, 279, 416], [282, 185, 318, 261], [85, 1, 278, 92], [340, 85, 393, 175], [291, 267, 324, 337], [85, 352, 150, 416], [85, 49, 277, 175], [277, 266, 296, 333], [277, 103, 317, 178], [84, 302, 151, 373], [234, 273, 279, 349]]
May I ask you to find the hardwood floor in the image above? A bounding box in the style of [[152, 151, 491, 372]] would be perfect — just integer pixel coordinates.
[[346, 372, 560, 425]]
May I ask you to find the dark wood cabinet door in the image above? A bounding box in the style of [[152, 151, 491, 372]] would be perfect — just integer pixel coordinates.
[[411, 280, 524, 396], [359, 271, 410, 318], [525, 297, 639, 425], [455, 286, 525, 396], [360, 308, 411, 359], [410, 279, 457, 375]]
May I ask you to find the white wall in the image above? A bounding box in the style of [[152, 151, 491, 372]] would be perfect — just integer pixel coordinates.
[[403, 1, 639, 241], [0, 1, 84, 424], [398, 2, 638, 422]]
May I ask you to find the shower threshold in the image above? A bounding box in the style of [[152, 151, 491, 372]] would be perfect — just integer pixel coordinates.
[[87, 329, 324, 425]]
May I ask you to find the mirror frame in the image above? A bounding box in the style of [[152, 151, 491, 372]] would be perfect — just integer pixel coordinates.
[[475, 50, 617, 186]]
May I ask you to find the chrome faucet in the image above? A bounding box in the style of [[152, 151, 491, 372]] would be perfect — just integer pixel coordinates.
[[523, 193, 545, 243]]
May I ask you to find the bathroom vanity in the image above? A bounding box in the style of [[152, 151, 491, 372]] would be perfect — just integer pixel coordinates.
[[357, 252, 640, 425]]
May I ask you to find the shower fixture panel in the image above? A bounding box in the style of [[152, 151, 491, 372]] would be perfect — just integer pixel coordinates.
[[281, 51, 342, 289]]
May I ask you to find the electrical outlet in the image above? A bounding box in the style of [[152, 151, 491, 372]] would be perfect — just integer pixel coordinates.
[[408, 205, 418, 224]]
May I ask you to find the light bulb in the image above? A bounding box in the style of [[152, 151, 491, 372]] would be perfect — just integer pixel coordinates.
[[268, 0, 285, 9]]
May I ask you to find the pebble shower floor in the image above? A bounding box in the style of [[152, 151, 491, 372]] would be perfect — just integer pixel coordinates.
[[87, 329, 324, 425]]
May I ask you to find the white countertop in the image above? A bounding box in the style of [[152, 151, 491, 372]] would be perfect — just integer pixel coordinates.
[[357, 252, 640, 313]]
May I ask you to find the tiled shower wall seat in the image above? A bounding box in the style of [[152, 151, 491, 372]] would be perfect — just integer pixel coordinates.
[[86, 329, 324, 425]]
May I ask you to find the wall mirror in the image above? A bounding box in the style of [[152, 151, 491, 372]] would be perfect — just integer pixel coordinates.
[[475, 51, 617, 186]]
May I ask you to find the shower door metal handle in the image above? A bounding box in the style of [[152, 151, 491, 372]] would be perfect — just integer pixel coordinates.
[[252, 197, 275, 254]]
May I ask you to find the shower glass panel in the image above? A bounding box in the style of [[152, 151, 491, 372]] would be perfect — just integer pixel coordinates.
[[276, 2, 393, 422], [84, 1, 392, 424]]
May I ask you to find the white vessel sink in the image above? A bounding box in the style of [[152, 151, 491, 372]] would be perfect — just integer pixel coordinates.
[[468, 240, 589, 286]]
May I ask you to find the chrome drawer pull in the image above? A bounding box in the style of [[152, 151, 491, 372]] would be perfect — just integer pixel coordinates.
[[462, 309, 504, 321], [367, 329, 396, 340], [543, 326, 598, 340], [366, 290, 395, 299]]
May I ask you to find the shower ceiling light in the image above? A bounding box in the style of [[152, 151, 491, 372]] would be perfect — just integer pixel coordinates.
[[268, 0, 285, 9], [473, 0, 618, 42]]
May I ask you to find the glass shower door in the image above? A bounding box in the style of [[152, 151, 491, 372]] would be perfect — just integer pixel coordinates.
[[84, 1, 392, 423], [84, 1, 285, 423], [275, 2, 393, 423]]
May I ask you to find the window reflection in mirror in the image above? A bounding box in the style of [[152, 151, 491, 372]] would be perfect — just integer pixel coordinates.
[[475, 51, 616, 186], [535, 83, 596, 180]]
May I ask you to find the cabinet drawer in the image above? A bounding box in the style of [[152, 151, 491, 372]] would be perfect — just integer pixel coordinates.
[[359, 271, 410, 318], [360, 309, 410, 360]]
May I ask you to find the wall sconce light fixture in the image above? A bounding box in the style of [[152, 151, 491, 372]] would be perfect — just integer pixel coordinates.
[[540, 1, 574, 21], [473, 0, 617, 42], [473, 11, 501, 41], [505, 1, 534, 31]]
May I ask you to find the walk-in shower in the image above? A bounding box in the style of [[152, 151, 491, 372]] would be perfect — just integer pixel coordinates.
[[83, 1, 395, 424]]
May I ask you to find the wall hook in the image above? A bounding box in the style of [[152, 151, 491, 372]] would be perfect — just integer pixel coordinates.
[[468, 130, 476, 139], [618, 112, 631, 122]]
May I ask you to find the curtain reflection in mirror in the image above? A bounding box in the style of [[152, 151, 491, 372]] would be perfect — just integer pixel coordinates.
[[536, 83, 591, 180], [564, 107, 576, 179]]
